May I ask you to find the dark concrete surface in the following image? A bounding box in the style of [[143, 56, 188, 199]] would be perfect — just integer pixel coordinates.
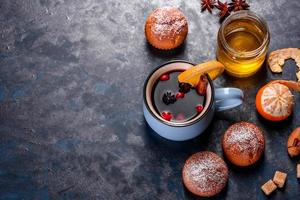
[[0, 0, 299, 199]]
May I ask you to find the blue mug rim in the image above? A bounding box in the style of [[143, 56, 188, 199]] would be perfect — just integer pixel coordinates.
[[143, 60, 215, 127]]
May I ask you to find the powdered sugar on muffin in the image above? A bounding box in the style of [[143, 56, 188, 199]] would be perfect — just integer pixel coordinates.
[[222, 122, 265, 166], [226, 125, 260, 156], [182, 151, 228, 197], [150, 7, 188, 40], [144, 7, 188, 50]]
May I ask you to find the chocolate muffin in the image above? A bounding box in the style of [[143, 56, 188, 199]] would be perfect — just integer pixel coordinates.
[[222, 122, 265, 167], [144, 7, 188, 50], [182, 151, 228, 197]]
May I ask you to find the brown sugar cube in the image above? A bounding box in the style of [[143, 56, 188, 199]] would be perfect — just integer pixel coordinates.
[[297, 164, 300, 178], [273, 171, 287, 188], [261, 180, 277, 196]]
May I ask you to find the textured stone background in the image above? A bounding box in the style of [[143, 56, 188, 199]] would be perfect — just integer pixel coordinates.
[[0, 0, 299, 199]]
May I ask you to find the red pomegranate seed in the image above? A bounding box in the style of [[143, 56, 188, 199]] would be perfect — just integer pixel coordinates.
[[161, 111, 172, 121], [175, 92, 185, 99], [196, 105, 204, 113], [159, 74, 170, 81]]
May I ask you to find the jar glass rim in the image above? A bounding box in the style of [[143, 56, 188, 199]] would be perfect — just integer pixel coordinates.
[[219, 10, 270, 58]]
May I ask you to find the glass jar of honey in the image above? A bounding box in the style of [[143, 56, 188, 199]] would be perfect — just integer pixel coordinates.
[[216, 10, 270, 78]]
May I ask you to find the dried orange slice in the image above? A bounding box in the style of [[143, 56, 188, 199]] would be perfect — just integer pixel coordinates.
[[256, 82, 294, 121], [178, 60, 225, 87]]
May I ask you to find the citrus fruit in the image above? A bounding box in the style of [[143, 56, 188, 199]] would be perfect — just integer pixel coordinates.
[[177, 60, 225, 87], [256, 82, 294, 121]]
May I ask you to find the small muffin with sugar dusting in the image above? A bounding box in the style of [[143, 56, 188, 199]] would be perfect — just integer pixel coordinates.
[[222, 122, 265, 167], [182, 151, 228, 197], [144, 7, 188, 50]]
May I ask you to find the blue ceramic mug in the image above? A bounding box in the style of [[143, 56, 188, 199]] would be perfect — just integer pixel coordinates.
[[143, 60, 244, 141]]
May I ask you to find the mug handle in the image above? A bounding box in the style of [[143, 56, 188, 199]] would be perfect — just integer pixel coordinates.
[[214, 88, 244, 112]]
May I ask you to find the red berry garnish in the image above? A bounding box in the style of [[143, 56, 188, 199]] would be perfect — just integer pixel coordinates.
[[196, 105, 204, 113], [159, 74, 170, 81], [175, 92, 185, 99], [161, 111, 172, 121]]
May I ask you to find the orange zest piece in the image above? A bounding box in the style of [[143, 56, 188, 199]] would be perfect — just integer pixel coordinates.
[[177, 60, 225, 86]]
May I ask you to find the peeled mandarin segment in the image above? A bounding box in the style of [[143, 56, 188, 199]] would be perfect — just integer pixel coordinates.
[[177, 60, 225, 86], [261, 83, 293, 118]]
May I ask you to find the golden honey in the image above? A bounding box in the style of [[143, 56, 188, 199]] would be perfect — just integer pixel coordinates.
[[217, 11, 270, 78]]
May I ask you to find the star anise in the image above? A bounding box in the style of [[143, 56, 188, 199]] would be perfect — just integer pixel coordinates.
[[201, 0, 216, 13], [162, 91, 176, 105], [216, 0, 230, 19], [229, 0, 249, 12]]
